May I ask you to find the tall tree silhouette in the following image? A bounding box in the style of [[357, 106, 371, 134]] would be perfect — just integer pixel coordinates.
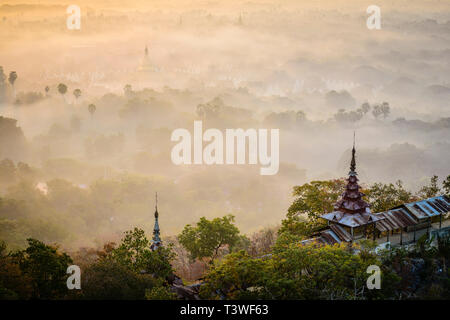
[[57, 83, 68, 103], [73, 88, 81, 104], [0, 66, 6, 103], [8, 71, 17, 99], [88, 103, 96, 118]]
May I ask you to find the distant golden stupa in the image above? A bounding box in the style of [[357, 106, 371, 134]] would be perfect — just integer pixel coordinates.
[[138, 45, 152, 72]]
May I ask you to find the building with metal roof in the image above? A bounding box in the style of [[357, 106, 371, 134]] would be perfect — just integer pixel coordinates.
[[315, 138, 450, 246]]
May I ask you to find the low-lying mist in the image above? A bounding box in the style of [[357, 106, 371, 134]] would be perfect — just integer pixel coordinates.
[[0, 0, 449, 250]]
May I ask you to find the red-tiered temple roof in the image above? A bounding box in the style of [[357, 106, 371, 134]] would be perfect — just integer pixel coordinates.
[[303, 138, 450, 246], [320, 143, 383, 228], [334, 146, 370, 214]]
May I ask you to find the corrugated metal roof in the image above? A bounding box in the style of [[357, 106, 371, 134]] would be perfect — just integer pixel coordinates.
[[329, 224, 353, 242], [307, 225, 353, 245], [321, 195, 450, 237], [319, 229, 341, 245], [374, 196, 449, 232], [321, 209, 384, 228], [402, 195, 450, 220], [375, 208, 417, 232]]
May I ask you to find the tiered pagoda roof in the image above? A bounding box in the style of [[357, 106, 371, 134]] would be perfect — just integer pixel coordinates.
[[320, 138, 383, 228], [334, 146, 370, 214], [304, 136, 450, 246]]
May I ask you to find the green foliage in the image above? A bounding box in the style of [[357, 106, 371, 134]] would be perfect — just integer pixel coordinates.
[[232, 234, 251, 253], [178, 215, 241, 262], [80, 227, 175, 300], [202, 239, 444, 300], [145, 285, 177, 300], [0, 174, 165, 250], [0, 241, 33, 299], [274, 176, 449, 300], [267, 243, 377, 299], [0, 178, 73, 248], [12, 238, 72, 299], [201, 243, 389, 300], [279, 179, 344, 240], [81, 258, 160, 300], [286, 179, 346, 221], [200, 251, 268, 299], [111, 228, 150, 270], [417, 175, 441, 199], [111, 227, 175, 278], [365, 180, 415, 213], [443, 175, 450, 196], [272, 231, 305, 252], [278, 215, 325, 240]]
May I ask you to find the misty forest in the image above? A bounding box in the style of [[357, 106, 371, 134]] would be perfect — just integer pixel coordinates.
[[0, 0, 449, 300]]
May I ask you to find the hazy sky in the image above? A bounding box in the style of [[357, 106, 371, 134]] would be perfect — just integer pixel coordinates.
[[0, 0, 449, 246]]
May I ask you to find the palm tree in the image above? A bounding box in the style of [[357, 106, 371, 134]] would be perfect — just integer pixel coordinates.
[[0, 66, 6, 103], [238, 14, 243, 25], [88, 103, 96, 118], [123, 84, 132, 97], [73, 88, 81, 104], [8, 71, 17, 99], [57, 83, 68, 103]]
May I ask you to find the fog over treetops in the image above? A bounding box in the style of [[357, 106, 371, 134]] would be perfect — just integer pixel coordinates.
[[0, 0, 449, 249]]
